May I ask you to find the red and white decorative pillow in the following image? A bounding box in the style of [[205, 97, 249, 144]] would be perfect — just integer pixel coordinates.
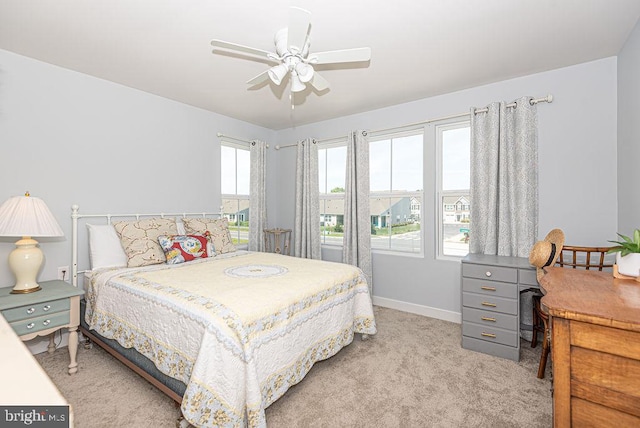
[[158, 233, 210, 265]]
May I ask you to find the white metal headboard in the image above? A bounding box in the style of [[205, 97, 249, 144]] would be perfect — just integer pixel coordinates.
[[71, 204, 224, 287]]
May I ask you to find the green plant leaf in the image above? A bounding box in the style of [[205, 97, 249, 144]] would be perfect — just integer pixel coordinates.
[[608, 228, 640, 254]]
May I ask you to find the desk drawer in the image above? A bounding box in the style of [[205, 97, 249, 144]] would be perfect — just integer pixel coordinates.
[[462, 307, 518, 331], [462, 292, 518, 315], [463, 322, 518, 347], [2, 298, 70, 322], [10, 311, 70, 336], [462, 278, 517, 299], [462, 263, 517, 283], [519, 269, 538, 287]]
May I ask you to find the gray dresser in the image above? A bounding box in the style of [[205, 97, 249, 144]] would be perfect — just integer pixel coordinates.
[[461, 254, 538, 361]]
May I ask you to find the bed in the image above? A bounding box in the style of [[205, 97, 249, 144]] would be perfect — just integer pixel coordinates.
[[71, 205, 376, 427]]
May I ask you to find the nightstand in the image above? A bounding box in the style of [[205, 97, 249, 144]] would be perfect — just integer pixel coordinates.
[[0, 280, 84, 375]]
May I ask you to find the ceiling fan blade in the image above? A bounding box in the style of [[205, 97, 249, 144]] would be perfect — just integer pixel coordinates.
[[309, 72, 330, 91], [310, 47, 371, 64], [246, 70, 271, 86], [287, 7, 311, 54], [211, 39, 275, 60]]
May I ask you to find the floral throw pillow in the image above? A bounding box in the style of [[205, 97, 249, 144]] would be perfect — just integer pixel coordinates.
[[158, 234, 210, 265], [113, 218, 178, 267], [183, 218, 236, 255]]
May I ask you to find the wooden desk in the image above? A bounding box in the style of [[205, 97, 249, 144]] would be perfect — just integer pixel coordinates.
[[540, 267, 640, 427]]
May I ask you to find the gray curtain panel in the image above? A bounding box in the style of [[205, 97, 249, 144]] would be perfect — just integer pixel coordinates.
[[469, 96, 538, 258], [294, 138, 321, 259], [343, 130, 373, 294], [249, 140, 268, 252]]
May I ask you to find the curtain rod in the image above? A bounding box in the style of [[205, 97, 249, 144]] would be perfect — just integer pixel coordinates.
[[272, 94, 552, 148], [217, 133, 269, 148]]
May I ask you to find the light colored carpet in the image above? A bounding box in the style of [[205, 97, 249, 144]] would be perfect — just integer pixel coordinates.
[[35, 306, 552, 427]]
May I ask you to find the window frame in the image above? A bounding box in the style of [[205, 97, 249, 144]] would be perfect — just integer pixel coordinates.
[[434, 119, 471, 260], [220, 140, 250, 249]]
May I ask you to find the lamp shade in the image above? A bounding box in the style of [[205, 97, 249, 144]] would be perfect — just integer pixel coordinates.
[[0, 194, 64, 238]]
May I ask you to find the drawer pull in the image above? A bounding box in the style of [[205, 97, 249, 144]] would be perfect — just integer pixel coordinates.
[[481, 316, 497, 322], [26, 322, 35, 329], [485, 271, 492, 277], [480, 286, 496, 291], [481, 332, 497, 338], [42, 305, 51, 312], [481, 301, 497, 307], [43, 319, 51, 326], [26, 307, 35, 315]]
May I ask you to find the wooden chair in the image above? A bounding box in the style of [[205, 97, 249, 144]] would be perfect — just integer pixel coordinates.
[[531, 245, 614, 379], [263, 228, 292, 255]]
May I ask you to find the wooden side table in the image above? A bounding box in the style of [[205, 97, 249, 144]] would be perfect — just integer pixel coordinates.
[[264, 228, 292, 255], [0, 280, 84, 375]]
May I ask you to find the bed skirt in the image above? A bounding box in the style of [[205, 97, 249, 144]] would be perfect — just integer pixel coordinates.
[[79, 298, 187, 401]]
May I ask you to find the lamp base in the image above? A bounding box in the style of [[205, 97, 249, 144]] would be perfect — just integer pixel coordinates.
[[9, 237, 44, 294], [10, 286, 42, 294]]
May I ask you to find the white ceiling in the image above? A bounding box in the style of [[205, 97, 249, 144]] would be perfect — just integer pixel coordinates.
[[1, 1, 639, 130]]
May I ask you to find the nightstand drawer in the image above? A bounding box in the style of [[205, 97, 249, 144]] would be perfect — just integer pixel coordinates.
[[1, 298, 70, 323], [462, 292, 518, 315], [462, 263, 517, 283], [10, 311, 70, 336], [462, 278, 518, 298]]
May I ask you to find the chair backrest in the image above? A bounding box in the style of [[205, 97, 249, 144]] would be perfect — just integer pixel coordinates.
[[556, 245, 614, 271]]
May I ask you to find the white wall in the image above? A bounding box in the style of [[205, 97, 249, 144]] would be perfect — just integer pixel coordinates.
[[0, 49, 275, 351], [272, 57, 619, 320], [618, 20, 640, 235]]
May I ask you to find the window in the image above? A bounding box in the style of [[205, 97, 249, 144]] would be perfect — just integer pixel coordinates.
[[436, 121, 471, 258], [220, 142, 250, 246], [318, 143, 347, 245], [317, 131, 423, 254], [370, 130, 423, 253]]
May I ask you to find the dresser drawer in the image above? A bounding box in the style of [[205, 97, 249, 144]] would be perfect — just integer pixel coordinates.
[[462, 292, 518, 315], [462, 263, 517, 283], [462, 278, 518, 299], [10, 311, 70, 336], [2, 298, 70, 323], [463, 322, 518, 347], [462, 307, 518, 331]]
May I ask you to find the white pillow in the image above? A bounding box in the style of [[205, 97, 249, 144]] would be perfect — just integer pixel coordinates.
[[87, 224, 128, 269]]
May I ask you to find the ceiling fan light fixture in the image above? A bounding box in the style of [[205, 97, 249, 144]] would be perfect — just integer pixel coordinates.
[[267, 63, 289, 85], [290, 73, 306, 93], [295, 62, 314, 83]]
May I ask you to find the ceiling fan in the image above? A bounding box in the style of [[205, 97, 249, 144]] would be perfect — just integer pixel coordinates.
[[210, 7, 371, 94]]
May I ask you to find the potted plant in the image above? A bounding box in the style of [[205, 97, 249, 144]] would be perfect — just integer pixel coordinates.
[[608, 229, 640, 277]]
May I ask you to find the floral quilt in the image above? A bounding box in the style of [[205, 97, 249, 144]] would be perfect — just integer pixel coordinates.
[[85, 251, 376, 427]]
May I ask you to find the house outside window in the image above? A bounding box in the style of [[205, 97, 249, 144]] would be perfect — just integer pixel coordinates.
[[220, 142, 250, 246], [436, 120, 471, 258]]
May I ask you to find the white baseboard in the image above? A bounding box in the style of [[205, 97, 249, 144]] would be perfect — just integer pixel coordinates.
[[372, 296, 461, 324]]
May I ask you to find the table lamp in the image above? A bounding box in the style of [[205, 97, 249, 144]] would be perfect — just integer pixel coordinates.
[[0, 192, 64, 294]]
